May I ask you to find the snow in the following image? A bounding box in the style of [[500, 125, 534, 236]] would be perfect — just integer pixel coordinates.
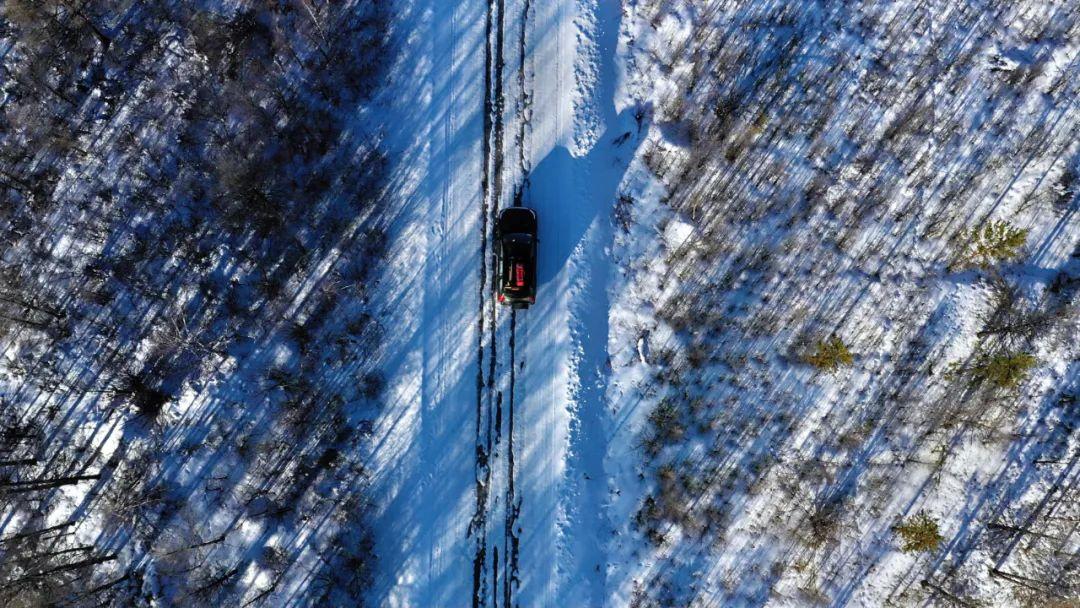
[[2, 0, 1076, 606], [591, 1, 1080, 605], [363, 2, 484, 606], [367, 0, 646, 604]]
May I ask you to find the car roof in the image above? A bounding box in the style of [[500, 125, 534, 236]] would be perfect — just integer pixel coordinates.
[[502, 236, 532, 257]]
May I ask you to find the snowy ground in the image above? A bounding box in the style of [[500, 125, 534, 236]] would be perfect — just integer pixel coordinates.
[[599, 1, 1080, 606], [2, 0, 1076, 606]]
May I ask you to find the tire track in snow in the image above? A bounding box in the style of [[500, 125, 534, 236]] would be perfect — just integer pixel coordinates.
[[485, 0, 519, 603], [502, 1, 531, 605], [470, 0, 497, 603], [516, 0, 533, 182], [487, 2, 508, 600], [503, 310, 520, 608], [473, 0, 510, 604]]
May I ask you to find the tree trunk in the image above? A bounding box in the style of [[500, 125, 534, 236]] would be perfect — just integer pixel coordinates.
[[2, 474, 101, 487], [35, 552, 117, 576], [0, 553, 117, 590], [0, 169, 34, 191], [0, 521, 74, 545], [0, 293, 65, 319], [19, 544, 94, 562], [986, 521, 1061, 541], [2, 473, 101, 493], [189, 566, 240, 598], [920, 579, 976, 607], [0, 312, 50, 330], [988, 567, 1061, 597], [73, 572, 130, 602], [0, 458, 37, 467], [163, 531, 230, 557]]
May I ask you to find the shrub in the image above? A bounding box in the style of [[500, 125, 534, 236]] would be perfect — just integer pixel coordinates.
[[645, 399, 685, 455], [115, 369, 171, 418], [804, 337, 854, 371], [1056, 166, 1077, 210], [266, 366, 299, 391], [955, 220, 1028, 269], [359, 370, 385, 399], [893, 511, 944, 553], [634, 495, 666, 546], [807, 498, 845, 547]]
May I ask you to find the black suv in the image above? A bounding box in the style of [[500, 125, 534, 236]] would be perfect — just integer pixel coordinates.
[[495, 207, 537, 309]]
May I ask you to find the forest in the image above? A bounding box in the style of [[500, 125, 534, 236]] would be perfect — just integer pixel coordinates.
[[1, 1, 389, 605]]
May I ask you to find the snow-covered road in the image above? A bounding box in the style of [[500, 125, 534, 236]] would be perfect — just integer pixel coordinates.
[[368, 0, 635, 605]]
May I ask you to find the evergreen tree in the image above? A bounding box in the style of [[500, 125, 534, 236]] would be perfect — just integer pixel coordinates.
[[956, 220, 1028, 269], [951, 351, 1038, 389], [893, 511, 944, 553], [805, 337, 854, 371]]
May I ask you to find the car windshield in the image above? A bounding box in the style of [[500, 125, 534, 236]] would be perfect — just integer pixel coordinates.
[[498, 209, 536, 235]]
